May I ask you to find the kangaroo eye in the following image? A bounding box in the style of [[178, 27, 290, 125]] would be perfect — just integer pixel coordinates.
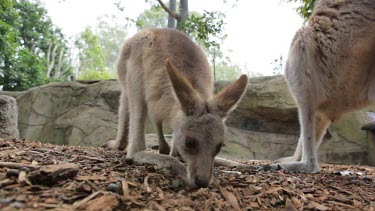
[[185, 137, 198, 149]]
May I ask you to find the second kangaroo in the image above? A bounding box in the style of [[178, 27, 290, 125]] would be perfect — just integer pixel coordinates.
[[272, 0, 375, 173], [103, 28, 248, 188]]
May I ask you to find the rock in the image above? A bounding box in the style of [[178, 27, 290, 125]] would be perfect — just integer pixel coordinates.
[[216, 76, 299, 134], [216, 76, 375, 166], [16, 81, 120, 146], [0, 95, 19, 139], [106, 182, 122, 194], [1, 77, 374, 166]]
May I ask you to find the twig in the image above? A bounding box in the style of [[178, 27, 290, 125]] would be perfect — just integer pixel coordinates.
[[121, 180, 130, 198], [73, 191, 103, 209], [0, 161, 38, 170], [144, 175, 152, 193], [144, 173, 163, 193], [330, 185, 370, 203], [326, 201, 356, 209], [121, 180, 144, 206], [156, 0, 179, 20], [85, 180, 100, 192], [329, 185, 354, 195]]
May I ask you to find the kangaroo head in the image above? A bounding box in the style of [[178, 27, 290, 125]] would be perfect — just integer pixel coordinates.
[[165, 60, 248, 188]]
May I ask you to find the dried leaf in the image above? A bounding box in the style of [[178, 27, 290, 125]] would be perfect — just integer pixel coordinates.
[[84, 194, 120, 211], [307, 201, 329, 211], [291, 197, 302, 208], [266, 186, 283, 194], [250, 201, 260, 208], [220, 187, 241, 211]]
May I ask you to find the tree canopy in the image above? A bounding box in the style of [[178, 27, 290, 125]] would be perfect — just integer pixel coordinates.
[[141, 0, 237, 80], [0, 0, 72, 91], [287, 0, 317, 21], [74, 14, 128, 80]]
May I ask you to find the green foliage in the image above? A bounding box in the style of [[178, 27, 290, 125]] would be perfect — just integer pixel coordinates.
[[179, 11, 226, 50], [133, 1, 232, 80], [75, 14, 129, 80], [75, 27, 106, 74], [0, 0, 71, 91], [77, 69, 113, 80], [136, 5, 167, 29], [96, 15, 128, 74], [287, 0, 317, 21], [178, 11, 229, 81], [135, 2, 227, 58], [214, 61, 241, 81]]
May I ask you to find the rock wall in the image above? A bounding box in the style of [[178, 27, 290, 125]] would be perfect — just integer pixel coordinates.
[[14, 80, 120, 146], [1, 76, 374, 166], [218, 77, 375, 166], [0, 95, 19, 139]]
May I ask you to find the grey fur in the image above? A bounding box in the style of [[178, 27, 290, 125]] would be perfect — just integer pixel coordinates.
[[273, 0, 375, 173], [103, 28, 248, 188]]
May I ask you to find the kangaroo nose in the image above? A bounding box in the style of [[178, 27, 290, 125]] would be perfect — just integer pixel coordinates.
[[195, 177, 210, 188]]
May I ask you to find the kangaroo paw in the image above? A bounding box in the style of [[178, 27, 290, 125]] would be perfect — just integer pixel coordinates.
[[261, 161, 320, 173], [273, 156, 299, 164], [158, 144, 170, 155], [101, 140, 127, 151]]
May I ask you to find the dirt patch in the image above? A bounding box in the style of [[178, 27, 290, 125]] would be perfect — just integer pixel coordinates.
[[0, 139, 374, 210]]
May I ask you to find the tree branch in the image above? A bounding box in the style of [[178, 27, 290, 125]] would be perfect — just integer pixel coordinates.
[[47, 42, 58, 78], [157, 0, 179, 20], [54, 47, 64, 78]]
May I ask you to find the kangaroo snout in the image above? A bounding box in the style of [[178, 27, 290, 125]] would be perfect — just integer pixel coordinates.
[[186, 158, 214, 188], [195, 176, 210, 188]]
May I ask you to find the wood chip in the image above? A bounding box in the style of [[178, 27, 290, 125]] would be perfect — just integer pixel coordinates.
[[28, 163, 79, 186], [219, 187, 241, 211], [306, 201, 329, 211], [0, 161, 38, 170], [18, 171, 31, 185], [84, 194, 120, 211], [1, 139, 374, 210]]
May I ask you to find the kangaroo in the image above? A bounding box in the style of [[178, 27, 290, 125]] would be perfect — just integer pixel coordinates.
[[102, 28, 249, 188], [271, 0, 375, 173]]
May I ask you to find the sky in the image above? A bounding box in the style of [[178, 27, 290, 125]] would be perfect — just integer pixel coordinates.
[[40, 0, 304, 76]]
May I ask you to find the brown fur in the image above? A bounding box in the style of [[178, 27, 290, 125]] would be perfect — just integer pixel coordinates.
[[103, 28, 248, 188], [273, 0, 375, 173]]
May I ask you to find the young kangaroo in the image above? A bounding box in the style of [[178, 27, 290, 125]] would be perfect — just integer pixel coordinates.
[[102, 28, 248, 188], [272, 0, 375, 173]]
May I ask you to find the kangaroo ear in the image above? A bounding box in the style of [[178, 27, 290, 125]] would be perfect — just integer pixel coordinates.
[[213, 74, 248, 117], [166, 59, 200, 116]]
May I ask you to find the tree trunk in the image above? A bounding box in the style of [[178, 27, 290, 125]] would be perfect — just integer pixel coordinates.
[[177, 0, 188, 27], [46, 42, 58, 78], [54, 47, 64, 78], [167, 0, 177, 28]]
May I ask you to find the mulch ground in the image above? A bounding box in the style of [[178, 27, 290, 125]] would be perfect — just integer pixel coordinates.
[[0, 138, 374, 211]]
